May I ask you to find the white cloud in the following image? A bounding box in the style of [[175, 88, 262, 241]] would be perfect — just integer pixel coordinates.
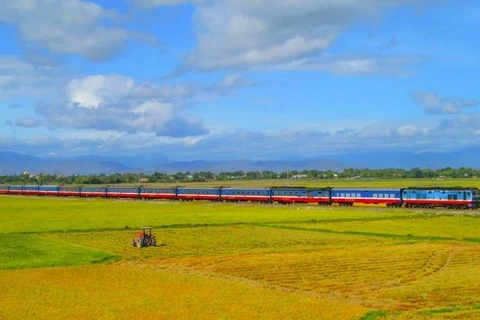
[[0, 0, 128, 61], [268, 55, 420, 75], [0, 55, 64, 98], [398, 126, 419, 136], [67, 74, 135, 109], [178, 0, 427, 72], [15, 118, 43, 128], [34, 74, 209, 137], [210, 73, 256, 90], [131, 0, 202, 7], [412, 91, 478, 114], [4, 114, 480, 158], [130, 82, 199, 100]]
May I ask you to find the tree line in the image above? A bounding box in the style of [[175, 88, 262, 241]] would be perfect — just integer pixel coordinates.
[[0, 167, 478, 185]]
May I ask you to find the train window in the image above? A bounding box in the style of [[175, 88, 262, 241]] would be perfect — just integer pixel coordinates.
[[341, 193, 345, 197], [373, 194, 377, 198]]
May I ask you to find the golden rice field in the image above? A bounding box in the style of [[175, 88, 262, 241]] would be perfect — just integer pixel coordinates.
[[1, 193, 480, 319]]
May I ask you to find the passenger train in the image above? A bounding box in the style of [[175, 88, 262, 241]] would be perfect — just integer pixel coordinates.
[[1, 185, 479, 209]]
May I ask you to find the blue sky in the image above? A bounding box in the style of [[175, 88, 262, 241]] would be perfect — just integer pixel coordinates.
[[1, 0, 479, 161]]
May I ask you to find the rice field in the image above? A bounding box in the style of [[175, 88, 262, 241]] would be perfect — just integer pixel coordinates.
[[1, 193, 480, 319]]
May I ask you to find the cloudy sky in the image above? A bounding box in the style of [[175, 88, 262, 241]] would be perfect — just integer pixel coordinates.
[[1, 0, 479, 161]]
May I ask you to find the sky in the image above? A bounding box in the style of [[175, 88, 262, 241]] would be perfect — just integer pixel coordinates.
[[1, 0, 479, 161]]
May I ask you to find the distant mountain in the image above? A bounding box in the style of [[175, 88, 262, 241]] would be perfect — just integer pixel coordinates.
[[335, 148, 480, 169], [149, 159, 346, 173], [0, 152, 134, 175], [1, 148, 479, 175], [0, 151, 346, 174], [66, 153, 171, 168]]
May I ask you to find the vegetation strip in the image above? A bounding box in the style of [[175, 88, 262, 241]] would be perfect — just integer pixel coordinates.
[[416, 304, 480, 315], [263, 224, 475, 243], [8, 215, 426, 235]]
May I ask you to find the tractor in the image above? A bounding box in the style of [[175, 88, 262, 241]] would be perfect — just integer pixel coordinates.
[[132, 227, 156, 248]]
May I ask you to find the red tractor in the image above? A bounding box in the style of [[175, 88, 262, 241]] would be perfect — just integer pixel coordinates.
[[132, 227, 156, 248]]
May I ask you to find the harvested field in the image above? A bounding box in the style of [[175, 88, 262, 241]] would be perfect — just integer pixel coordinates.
[[151, 242, 480, 311], [1, 265, 366, 320]]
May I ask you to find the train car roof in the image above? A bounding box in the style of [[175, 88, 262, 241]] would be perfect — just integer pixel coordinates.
[[176, 186, 219, 189], [270, 186, 330, 189], [331, 188, 402, 191], [222, 187, 271, 190], [404, 187, 475, 190]]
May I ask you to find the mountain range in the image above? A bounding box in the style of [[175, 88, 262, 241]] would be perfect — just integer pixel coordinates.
[[0, 149, 479, 175]]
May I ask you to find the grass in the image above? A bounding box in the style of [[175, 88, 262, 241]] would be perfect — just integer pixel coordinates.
[[43, 225, 410, 260], [0, 234, 118, 270], [0, 195, 411, 234], [285, 215, 480, 241], [1, 194, 480, 319]]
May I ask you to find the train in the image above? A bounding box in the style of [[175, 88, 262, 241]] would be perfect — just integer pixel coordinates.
[[1, 184, 479, 209]]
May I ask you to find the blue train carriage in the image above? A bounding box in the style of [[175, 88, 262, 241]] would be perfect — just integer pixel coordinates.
[[139, 187, 176, 200], [58, 186, 82, 197], [331, 188, 403, 207], [80, 187, 107, 198], [38, 185, 60, 196], [23, 185, 40, 195], [0, 185, 9, 195], [403, 187, 480, 209], [176, 187, 221, 201], [5, 185, 23, 195], [271, 186, 331, 205], [106, 187, 140, 199], [221, 187, 271, 203]]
